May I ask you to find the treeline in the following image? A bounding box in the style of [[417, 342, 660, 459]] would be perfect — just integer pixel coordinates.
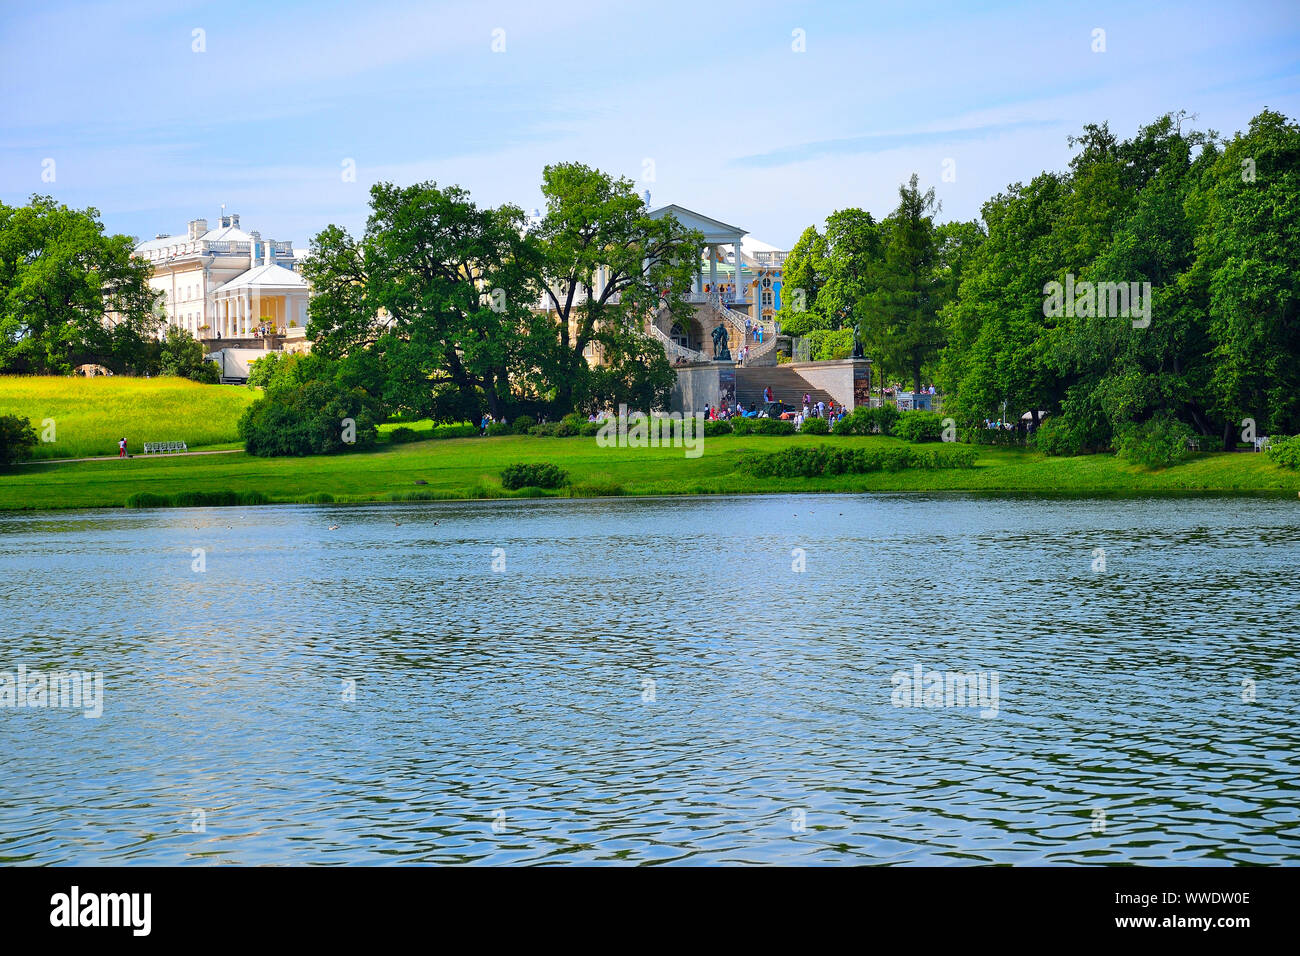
[[300, 163, 702, 423], [0, 197, 214, 380], [782, 109, 1300, 450]]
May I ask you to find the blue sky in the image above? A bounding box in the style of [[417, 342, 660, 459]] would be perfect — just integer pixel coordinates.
[[2, 0, 1298, 249]]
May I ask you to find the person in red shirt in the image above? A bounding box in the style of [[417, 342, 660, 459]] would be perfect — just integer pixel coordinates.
[[119, 437, 127, 459]]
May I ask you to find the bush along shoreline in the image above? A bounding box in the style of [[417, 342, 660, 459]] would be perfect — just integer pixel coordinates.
[[743, 444, 977, 478]]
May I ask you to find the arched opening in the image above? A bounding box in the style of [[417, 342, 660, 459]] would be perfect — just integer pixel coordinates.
[[670, 318, 703, 352]]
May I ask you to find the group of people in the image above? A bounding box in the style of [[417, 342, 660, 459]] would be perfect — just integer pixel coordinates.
[[699, 389, 848, 430]]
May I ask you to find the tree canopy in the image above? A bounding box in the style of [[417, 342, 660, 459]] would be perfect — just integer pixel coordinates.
[[302, 164, 698, 420], [781, 108, 1300, 448], [0, 196, 159, 374]]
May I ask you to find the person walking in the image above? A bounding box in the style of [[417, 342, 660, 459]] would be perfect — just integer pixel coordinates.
[[118, 437, 127, 459]]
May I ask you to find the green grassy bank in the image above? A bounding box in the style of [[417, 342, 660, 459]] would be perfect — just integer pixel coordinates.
[[0, 376, 258, 459], [2, 432, 1296, 512]]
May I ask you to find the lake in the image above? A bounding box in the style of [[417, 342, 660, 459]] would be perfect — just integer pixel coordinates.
[[1, 494, 1297, 864]]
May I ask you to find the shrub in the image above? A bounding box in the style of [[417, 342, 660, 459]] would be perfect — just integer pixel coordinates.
[[486, 421, 512, 437], [238, 380, 382, 457], [529, 422, 560, 437], [580, 421, 602, 437], [512, 415, 536, 435], [831, 407, 871, 436], [893, 411, 944, 442], [500, 462, 569, 490], [1030, 417, 1087, 456], [961, 426, 1027, 447], [158, 326, 219, 383], [0, 415, 37, 466], [701, 419, 732, 437], [742, 444, 976, 478], [388, 426, 421, 443], [832, 404, 899, 436], [432, 422, 477, 439], [246, 351, 336, 394], [731, 417, 796, 436], [875, 404, 900, 435], [800, 416, 829, 435], [553, 420, 581, 437], [1114, 415, 1193, 469], [1265, 434, 1300, 469]]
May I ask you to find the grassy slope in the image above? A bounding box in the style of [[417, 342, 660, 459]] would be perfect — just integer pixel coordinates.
[[2, 433, 1296, 511], [0, 376, 258, 459]]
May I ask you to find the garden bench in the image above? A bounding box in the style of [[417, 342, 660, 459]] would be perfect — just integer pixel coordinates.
[[143, 441, 188, 455]]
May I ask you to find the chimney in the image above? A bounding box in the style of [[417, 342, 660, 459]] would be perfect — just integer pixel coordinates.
[[188, 218, 208, 240], [230, 213, 240, 229], [264, 239, 273, 267], [249, 231, 260, 270]]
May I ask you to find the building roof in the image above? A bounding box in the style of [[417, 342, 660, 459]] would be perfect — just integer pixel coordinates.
[[199, 223, 255, 243], [212, 263, 308, 293], [135, 223, 258, 254], [648, 204, 747, 243]]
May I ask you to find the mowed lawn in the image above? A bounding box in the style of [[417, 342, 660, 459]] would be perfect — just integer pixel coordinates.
[[1, 432, 1296, 511], [0, 376, 258, 460]]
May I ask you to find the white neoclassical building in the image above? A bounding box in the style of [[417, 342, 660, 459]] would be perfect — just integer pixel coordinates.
[[134, 212, 310, 342]]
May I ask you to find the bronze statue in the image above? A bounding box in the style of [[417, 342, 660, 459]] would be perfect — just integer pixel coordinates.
[[711, 324, 731, 360]]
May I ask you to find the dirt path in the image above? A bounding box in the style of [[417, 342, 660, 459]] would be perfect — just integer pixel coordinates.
[[22, 449, 244, 465]]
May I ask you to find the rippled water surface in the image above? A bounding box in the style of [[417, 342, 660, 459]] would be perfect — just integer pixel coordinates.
[[1, 494, 1297, 865]]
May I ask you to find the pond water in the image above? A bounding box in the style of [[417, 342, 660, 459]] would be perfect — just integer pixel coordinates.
[[1, 494, 1297, 864]]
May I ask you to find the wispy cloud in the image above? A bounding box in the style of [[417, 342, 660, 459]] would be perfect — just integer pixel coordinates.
[[732, 119, 1063, 169]]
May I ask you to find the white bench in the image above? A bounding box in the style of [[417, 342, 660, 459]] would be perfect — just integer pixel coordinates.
[[142, 441, 188, 455]]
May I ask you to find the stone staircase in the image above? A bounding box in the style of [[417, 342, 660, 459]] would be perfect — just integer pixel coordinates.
[[734, 366, 835, 409]]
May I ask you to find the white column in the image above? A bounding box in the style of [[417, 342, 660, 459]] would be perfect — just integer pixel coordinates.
[[739, 236, 748, 308], [709, 246, 717, 297]]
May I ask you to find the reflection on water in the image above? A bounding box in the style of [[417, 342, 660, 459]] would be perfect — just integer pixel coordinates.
[[0, 494, 1297, 864]]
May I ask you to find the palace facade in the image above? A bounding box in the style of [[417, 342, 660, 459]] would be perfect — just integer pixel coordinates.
[[133, 212, 310, 344]]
